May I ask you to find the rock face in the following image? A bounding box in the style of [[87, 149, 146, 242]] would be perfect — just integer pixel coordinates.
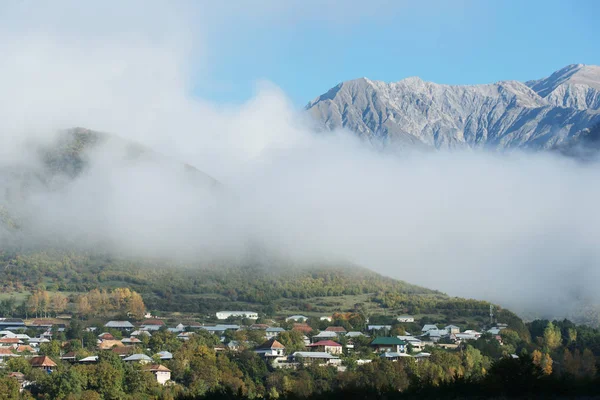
[[306, 64, 600, 150]]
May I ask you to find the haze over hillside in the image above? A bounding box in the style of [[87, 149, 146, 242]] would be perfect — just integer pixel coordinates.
[[2, 1, 600, 324], [306, 64, 600, 150]]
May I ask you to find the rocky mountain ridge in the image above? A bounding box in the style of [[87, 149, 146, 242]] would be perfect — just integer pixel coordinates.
[[306, 64, 600, 150]]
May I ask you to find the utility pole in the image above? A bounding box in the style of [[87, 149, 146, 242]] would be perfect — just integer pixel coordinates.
[[489, 304, 494, 326]]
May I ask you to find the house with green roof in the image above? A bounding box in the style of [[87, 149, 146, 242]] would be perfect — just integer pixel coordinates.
[[370, 337, 406, 353]]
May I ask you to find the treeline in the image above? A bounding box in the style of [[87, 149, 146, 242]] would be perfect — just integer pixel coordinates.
[[0, 287, 145, 320], [0, 249, 440, 314]]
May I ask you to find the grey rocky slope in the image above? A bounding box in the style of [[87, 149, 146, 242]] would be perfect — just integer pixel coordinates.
[[306, 64, 600, 150]]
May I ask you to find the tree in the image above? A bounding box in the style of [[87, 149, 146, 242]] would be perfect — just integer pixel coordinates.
[[562, 349, 579, 376], [128, 292, 145, 320], [0, 376, 21, 400], [77, 296, 92, 317], [51, 293, 68, 315], [581, 348, 596, 378], [543, 322, 561, 351], [276, 331, 305, 353], [39, 340, 61, 358]]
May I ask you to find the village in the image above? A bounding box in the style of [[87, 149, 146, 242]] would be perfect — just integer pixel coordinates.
[[0, 310, 511, 389]]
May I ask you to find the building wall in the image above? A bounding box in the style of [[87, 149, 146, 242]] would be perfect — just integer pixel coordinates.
[[155, 371, 170, 385]]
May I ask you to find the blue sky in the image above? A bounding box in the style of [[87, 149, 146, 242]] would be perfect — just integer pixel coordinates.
[[195, 0, 600, 106]]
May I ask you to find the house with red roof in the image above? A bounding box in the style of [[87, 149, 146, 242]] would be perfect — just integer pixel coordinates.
[[30, 356, 57, 372], [324, 326, 347, 334], [292, 323, 313, 335], [307, 340, 343, 355]]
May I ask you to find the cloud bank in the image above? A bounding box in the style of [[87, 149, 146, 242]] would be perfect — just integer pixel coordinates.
[[1, 1, 599, 321]]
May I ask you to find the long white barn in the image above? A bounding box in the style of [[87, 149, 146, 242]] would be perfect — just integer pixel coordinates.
[[216, 311, 258, 320]]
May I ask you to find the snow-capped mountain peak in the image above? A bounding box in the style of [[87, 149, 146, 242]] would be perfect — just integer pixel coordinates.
[[306, 65, 600, 150]]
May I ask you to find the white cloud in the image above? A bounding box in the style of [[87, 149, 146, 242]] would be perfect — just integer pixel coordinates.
[[0, 0, 598, 322]]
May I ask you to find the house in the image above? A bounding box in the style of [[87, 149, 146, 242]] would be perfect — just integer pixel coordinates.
[[367, 325, 392, 333], [140, 319, 165, 331], [397, 315, 415, 323], [200, 325, 240, 335], [413, 352, 431, 362], [156, 351, 173, 360], [421, 324, 438, 332], [445, 325, 460, 334], [292, 351, 341, 366], [487, 327, 501, 335], [7, 333, 30, 341], [185, 321, 202, 329], [79, 356, 99, 363], [227, 341, 243, 351], [143, 364, 171, 385], [345, 331, 366, 338], [16, 345, 35, 353], [131, 330, 152, 337], [398, 336, 423, 351], [0, 347, 18, 361], [216, 311, 258, 320], [0, 338, 22, 347], [265, 327, 285, 339], [122, 337, 142, 345], [112, 346, 135, 358], [286, 315, 309, 322], [292, 323, 313, 335], [98, 332, 115, 341], [454, 333, 479, 342], [123, 354, 153, 364], [104, 321, 134, 331], [30, 356, 57, 372], [7, 372, 26, 389], [311, 331, 338, 341], [98, 340, 124, 350], [370, 337, 406, 353], [177, 332, 195, 341], [302, 335, 311, 347], [426, 329, 449, 342], [254, 339, 287, 364], [324, 326, 346, 335], [307, 340, 342, 355], [320, 316, 332, 322], [0, 318, 25, 329], [60, 351, 77, 362], [381, 352, 412, 361]]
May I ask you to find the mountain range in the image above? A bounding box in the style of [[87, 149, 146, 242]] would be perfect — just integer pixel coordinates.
[[306, 64, 600, 150]]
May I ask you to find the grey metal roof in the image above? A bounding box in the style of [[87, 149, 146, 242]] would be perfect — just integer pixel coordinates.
[[293, 351, 338, 359], [123, 354, 153, 362], [104, 321, 134, 328], [156, 351, 173, 360]]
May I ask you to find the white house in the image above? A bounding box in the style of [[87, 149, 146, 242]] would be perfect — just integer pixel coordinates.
[[397, 336, 423, 351], [397, 316, 415, 323], [255, 339, 287, 364], [143, 364, 171, 385], [421, 324, 438, 332], [320, 316, 332, 322], [216, 311, 258, 320]]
